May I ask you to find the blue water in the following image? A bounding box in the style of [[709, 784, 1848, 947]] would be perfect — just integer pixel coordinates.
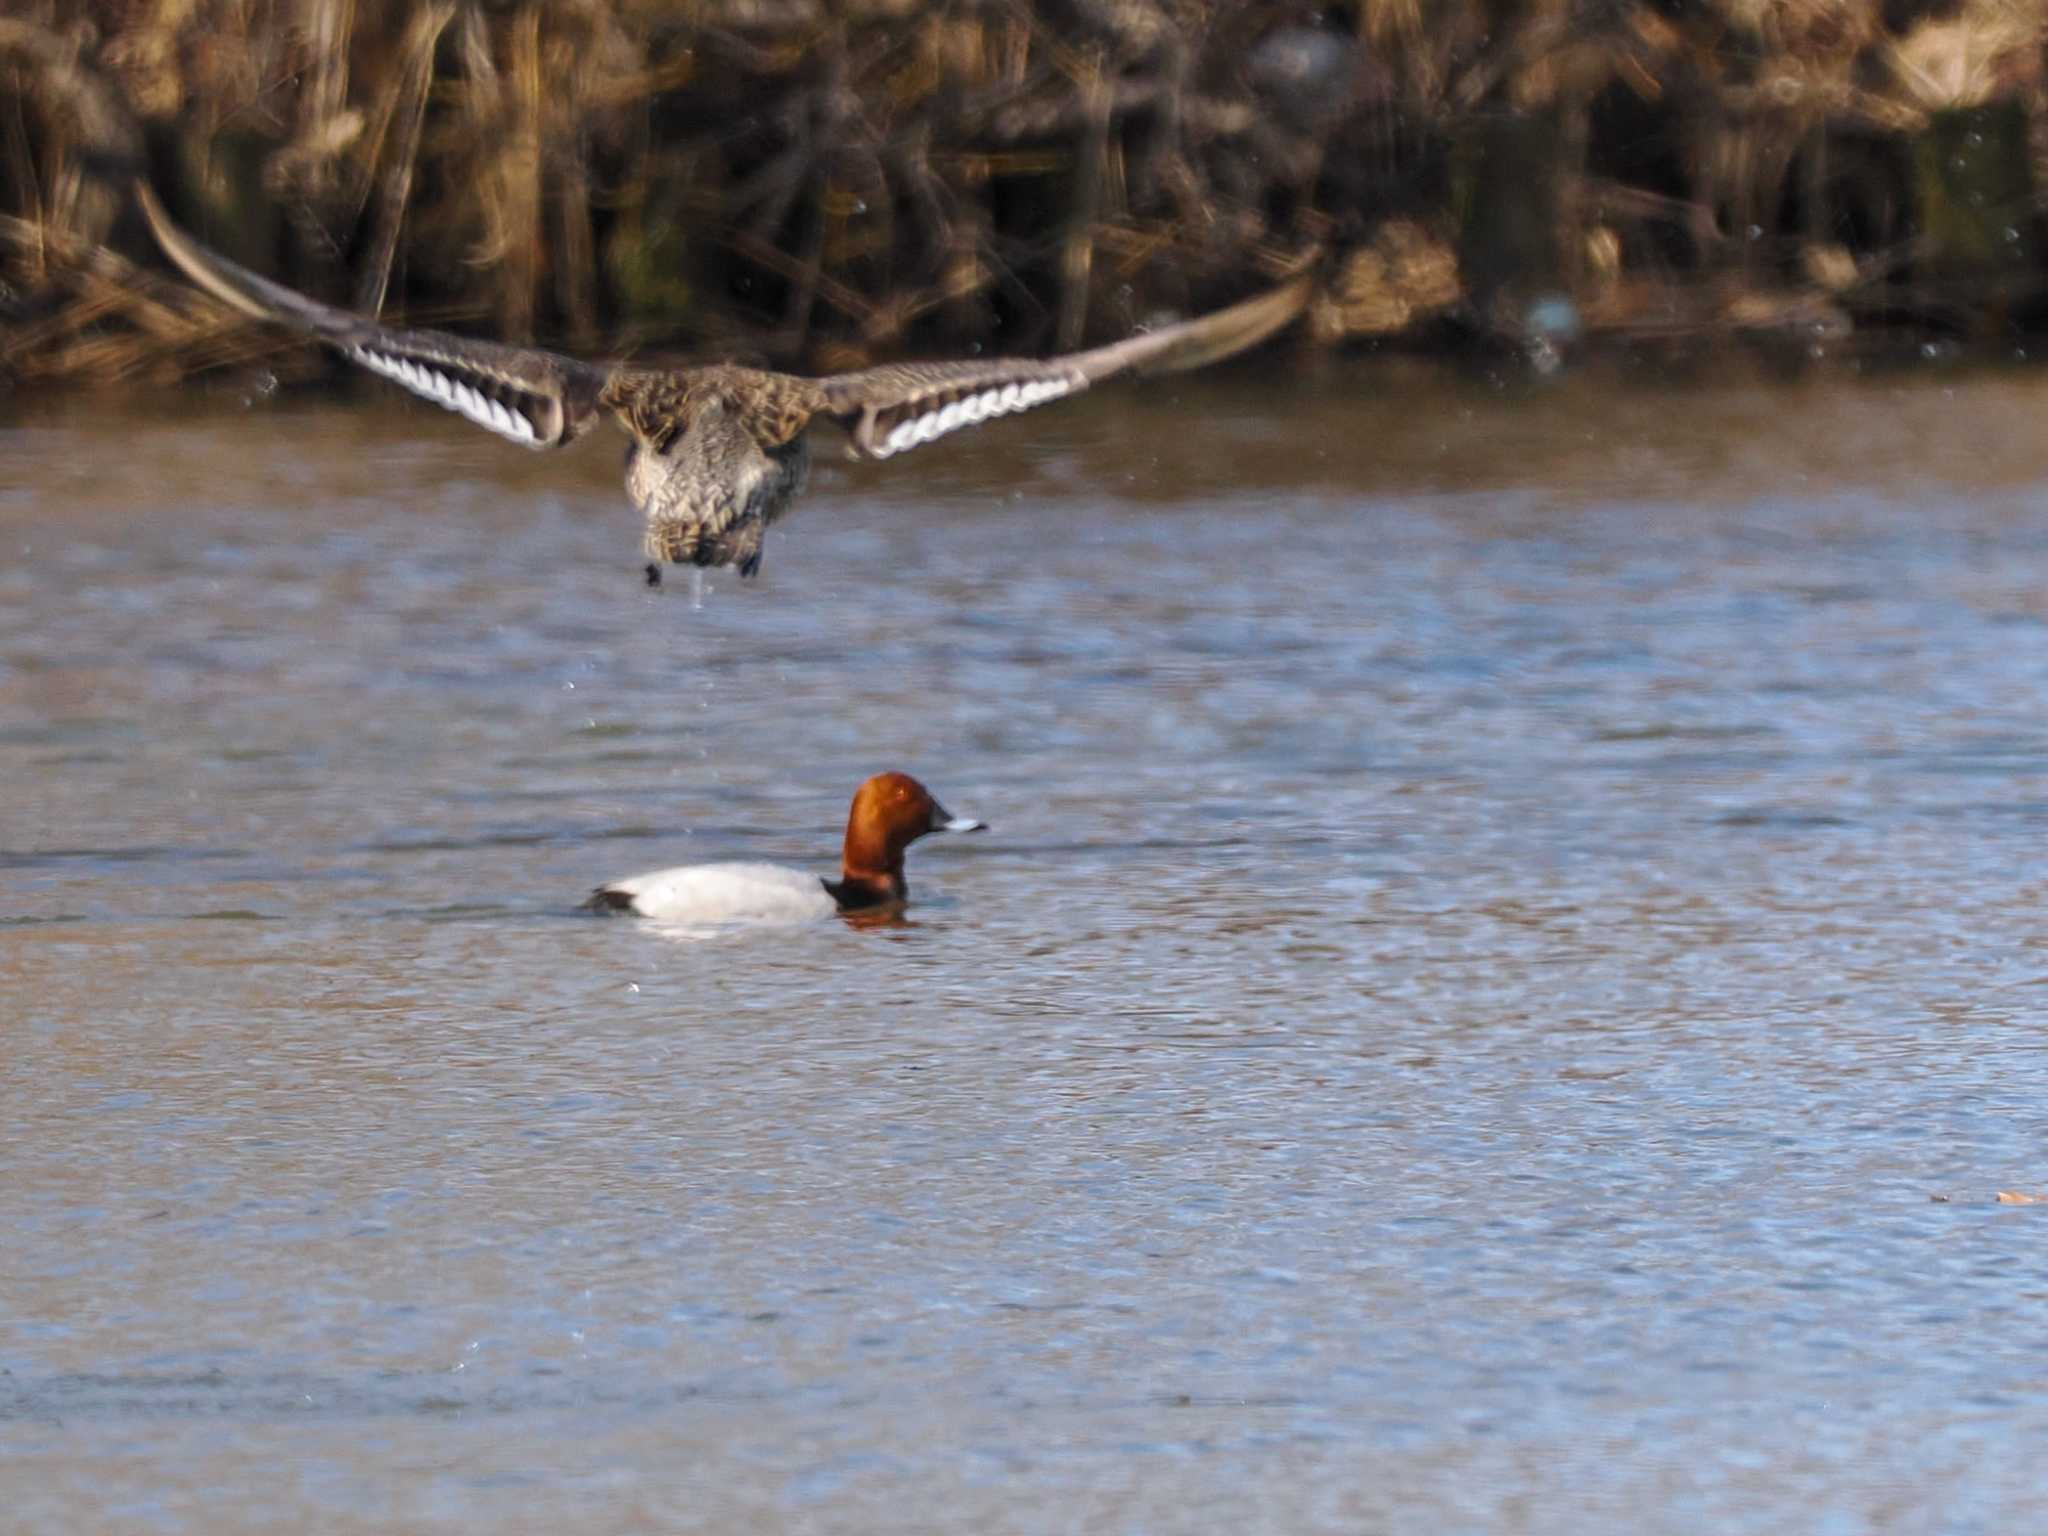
[[4, 373, 2048, 1532]]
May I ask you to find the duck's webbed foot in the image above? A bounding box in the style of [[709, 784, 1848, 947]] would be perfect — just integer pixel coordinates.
[[644, 562, 663, 588]]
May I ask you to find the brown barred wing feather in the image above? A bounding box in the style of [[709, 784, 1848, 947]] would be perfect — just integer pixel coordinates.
[[816, 274, 1311, 462], [1066, 272, 1315, 380], [821, 357, 1089, 461], [137, 181, 608, 451]]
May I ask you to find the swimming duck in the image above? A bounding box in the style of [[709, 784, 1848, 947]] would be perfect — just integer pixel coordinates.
[[586, 772, 984, 923], [137, 181, 1313, 587]]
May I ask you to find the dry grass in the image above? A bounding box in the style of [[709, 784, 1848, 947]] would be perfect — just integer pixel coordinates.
[[2, 0, 2047, 387]]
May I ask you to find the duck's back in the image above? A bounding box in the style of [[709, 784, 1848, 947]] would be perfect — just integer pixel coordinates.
[[587, 861, 835, 924]]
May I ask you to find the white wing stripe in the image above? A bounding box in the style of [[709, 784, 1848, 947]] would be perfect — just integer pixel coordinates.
[[346, 345, 540, 446], [865, 372, 1083, 459]]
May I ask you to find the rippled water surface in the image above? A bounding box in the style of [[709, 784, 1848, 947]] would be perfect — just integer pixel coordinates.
[[6, 365, 2048, 1532]]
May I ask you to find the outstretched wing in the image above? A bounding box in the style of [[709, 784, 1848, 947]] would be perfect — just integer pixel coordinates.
[[814, 274, 1312, 461], [136, 181, 609, 450]]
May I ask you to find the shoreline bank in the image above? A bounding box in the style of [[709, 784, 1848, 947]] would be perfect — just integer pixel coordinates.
[[4, 2, 2046, 388]]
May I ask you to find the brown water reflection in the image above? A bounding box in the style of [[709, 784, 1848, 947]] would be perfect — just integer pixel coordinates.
[[5, 362, 2048, 1532]]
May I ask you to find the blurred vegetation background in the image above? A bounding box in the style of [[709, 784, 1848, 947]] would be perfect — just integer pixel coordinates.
[[1, 0, 2046, 387]]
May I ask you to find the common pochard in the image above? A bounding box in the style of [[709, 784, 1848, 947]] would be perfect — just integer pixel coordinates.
[[586, 772, 985, 924]]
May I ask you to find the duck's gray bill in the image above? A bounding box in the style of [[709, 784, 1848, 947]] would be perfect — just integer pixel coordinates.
[[930, 803, 987, 834]]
